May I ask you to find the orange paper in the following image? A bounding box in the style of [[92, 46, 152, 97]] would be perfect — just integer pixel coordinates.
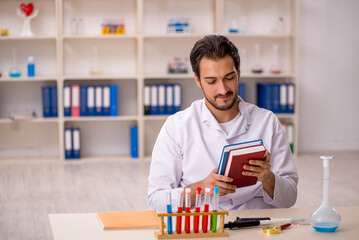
[[97, 210, 160, 230]]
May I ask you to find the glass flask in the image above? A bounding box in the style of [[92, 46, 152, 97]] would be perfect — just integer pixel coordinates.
[[310, 156, 341, 232]]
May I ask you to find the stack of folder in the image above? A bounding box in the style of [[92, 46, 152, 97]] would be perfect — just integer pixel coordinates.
[[257, 83, 295, 113], [42, 86, 58, 118], [144, 84, 181, 115], [64, 128, 81, 159], [63, 84, 118, 117]]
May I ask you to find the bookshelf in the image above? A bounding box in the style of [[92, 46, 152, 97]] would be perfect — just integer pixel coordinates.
[[0, 0, 299, 160]]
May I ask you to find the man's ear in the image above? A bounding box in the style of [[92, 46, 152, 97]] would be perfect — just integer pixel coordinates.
[[194, 73, 202, 89], [238, 66, 241, 79]]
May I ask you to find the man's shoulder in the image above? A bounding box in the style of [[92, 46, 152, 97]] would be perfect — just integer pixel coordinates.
[[167, 99, 203, 123]]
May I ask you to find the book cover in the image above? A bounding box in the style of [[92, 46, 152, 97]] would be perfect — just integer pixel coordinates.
[[72, 128, 81, 159], [63, 86, 71, 117], [217, 139, 263, 175], [150, 85, 158, 115], [109, 85, 118, 116], [130, 126, 138, 158], [87, 86, 95, 116], [80, 86, 87, 116], [165, 84, 174, 114], [42, 86, 51, 118], [50, 86, 58, 117], [71, 85, 80, 117], [174, 84, 181, 113], [158, 84, 166, 115], [95, 86, 103, 116], [224, 144, 266, 188], [144, 85, 151, 115], [64, 128, 73, 159], [96, 210, 160, 230], [103, 86, 110, 116]]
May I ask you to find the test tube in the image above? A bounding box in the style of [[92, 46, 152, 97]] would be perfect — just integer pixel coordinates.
[[212, 186, 219, 233], [194, 187, 201, 233], [166, 190, 173, 234], [177, 188, 184, 234], [202, 187, 210, 233], [185, 188, 191, 233]]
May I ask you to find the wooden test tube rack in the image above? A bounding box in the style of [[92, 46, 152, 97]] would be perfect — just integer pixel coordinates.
[[154, 210, 229, 239]]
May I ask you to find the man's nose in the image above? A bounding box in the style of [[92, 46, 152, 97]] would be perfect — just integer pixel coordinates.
[[218, 80, 229, 94]]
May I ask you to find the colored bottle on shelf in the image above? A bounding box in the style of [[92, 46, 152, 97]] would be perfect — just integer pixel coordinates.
[[27, 56, 35, 77]]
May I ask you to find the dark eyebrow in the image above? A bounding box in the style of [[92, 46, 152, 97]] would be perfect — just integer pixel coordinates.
[[203, 71, 236, 80]]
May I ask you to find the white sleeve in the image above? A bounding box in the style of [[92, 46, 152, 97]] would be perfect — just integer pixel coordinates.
[[263, 116, 298, 208], [147, 118, 183, 212]]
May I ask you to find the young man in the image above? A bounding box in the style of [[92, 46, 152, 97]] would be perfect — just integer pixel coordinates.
[[147, 35, 298, 212]]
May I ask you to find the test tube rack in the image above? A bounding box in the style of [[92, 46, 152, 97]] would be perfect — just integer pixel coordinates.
[[154, 210, 229, 239]]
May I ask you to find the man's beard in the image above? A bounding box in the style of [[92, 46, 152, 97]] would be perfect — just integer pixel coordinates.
[[204, 91, 237, 111]]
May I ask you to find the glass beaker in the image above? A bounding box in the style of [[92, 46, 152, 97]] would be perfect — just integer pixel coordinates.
[[310, 156, 341, 232]]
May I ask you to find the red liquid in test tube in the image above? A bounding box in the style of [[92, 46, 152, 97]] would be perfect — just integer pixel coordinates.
[[202, 187, 211, 233], [176, 188, 184, 234], [185, 188, 191, 233], [194, 187, 201, 233]]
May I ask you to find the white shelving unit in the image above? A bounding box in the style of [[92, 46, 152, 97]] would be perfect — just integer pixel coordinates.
[[0, 0, 299, 160]]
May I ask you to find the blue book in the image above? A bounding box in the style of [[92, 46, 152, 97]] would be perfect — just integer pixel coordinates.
[[130, 126, 138, 158], [50, 86, 58, 117], [63, 85, 71, 117], [287, 83, 295, 113], [102, 86, 110, 116], [80, 86, 87, 116], [271, 84, 280, 113], [238, 83, 246, 101], [109, 85, 118, 116], [72, 128, 81, 159], [158, 84, 166, 115], [42, 86, 52, 118], [165, 84, 174, 114], [217, 139, 263, 175], [95, 86, 103, 116], [150, 85, 159, 115], [173, 84, 181, 113], [279, 84, 287, 113], [87, 86, 95, 116], [257, 84, 271, 110], [64, 128, 73, 159]]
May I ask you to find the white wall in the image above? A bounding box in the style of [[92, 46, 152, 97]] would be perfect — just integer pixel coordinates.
[[298, 0, 359, 152]]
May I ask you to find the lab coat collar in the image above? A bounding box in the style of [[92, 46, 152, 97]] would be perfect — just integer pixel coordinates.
[[201, 96, 252, 138]]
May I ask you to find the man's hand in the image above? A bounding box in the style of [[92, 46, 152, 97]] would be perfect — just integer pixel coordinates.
[[242, 151, 275, 198], [187, 167, 236, 204]]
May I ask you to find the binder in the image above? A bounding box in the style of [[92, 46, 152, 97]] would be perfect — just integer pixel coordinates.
[[174, 84, 181, 113], [103, 86, 110, 116], [72, 128, 81, 159], [287, 83, 295, 113], [109, 85, 118, 116], [130, 126, 139, 158], [50, 86, 58, 117], [280, 84, 287, 113], [158, 84, 166, 115], [144, 85, 151, 115], [150, 85, 158, 115], [165, 84, 174, 114], [257, 84, 271, 111], [272, 84, 280, 113], [95, 85, 103, 116], [71, 85, 80, 117], [64, 128, 73, 159], [238, 83, 246, 101], [63, 85, 71, 117], [87, 86, 95, 116], [42, 86, 51, 118], [80, 86, 87, 116]]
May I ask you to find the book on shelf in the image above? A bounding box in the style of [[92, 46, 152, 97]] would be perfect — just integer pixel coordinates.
[[146, 83, 182, 115], [42, 86, 58, 118], [71, 85, 80, 117], [109, 85, 118, 116], [64, 128, 81, 160], [223, 144, 266, 188], [50, 86, 58, 117], [95, 86, 103, 116], [257, 83, 295, 114], [130, 125, 138, 158], [96, 210, 160, 230]]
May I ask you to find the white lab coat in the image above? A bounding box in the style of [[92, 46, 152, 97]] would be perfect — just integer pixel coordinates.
[[147, 97, 298, 212]]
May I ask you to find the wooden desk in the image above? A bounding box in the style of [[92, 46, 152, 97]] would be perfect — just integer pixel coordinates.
[[49, 206, 359, 240]]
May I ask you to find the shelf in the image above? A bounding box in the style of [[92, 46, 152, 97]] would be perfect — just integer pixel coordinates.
[[144, 33, 208, 39], [66, 155, 138, 162], [144, 73, 193, 79], [0, 76, 58, 82], [0, 118, 59, 124], [64, 116, 138, 122], [143, 115, 170, 121], [62, 34, 137, 40], [224, 33, 295, 38], [63, 75, 137, 80], [240, 73, 294, 78], [0, 36, 57, 41], [276, 114, 297, 119]]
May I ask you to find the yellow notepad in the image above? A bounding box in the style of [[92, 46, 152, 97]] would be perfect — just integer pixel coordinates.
[[96, 210, 160, 230]]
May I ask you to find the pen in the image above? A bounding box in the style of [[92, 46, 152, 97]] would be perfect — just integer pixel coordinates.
[[194, 187, 201, 233], [176, 188, 184, 234], [185, 188, 191, 233], [212, 186, 219, 233], [202, 187, 210, 233], [166, 190, 173, 234]]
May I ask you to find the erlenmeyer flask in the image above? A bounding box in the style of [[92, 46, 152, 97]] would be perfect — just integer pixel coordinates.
[[310, 156, 341, 232]]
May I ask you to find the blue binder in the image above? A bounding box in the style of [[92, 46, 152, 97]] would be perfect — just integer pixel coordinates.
[[63, 85, 71, 117], [110, 85, 118, 116], [150, 85, 159, 115], [80, 86, 87, 116], [64, 128, 73, 159], [102, 86, 110, 116], [72, 128, 81, 159], [42, 86, 51, 118], [50, 86, 58, 117], [272, 84, 280, 113], [238, 83, 246, 101], [95, 86, 103, 116], [87, 86, 95, 116], [257, 84, 271, 110], [158, 84, 166, 115], [165, 84, 174, 114], [287, 83, 295, 113], [173, 84, 181, 113], [130, 126, 139, 158]]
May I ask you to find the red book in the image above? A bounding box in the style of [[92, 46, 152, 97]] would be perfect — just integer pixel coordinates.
[[71, 85, 80, 117], [223, 144, 266, 188]]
